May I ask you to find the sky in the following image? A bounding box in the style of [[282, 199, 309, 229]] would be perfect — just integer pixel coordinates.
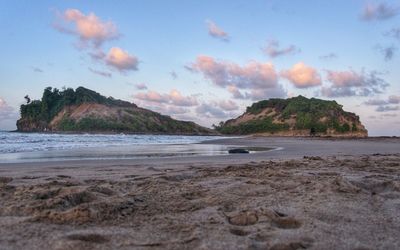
[[0, 0, 399, 135]]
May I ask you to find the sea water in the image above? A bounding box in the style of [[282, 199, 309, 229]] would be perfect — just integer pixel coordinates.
[[0, 131, 231, 163]]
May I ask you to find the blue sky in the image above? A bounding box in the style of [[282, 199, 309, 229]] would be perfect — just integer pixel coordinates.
[[0, 0, 399, 135]]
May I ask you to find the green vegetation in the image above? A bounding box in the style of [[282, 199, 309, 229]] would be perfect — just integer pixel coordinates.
[[215, 96, 364, 135], [20, 87, 135, 123], [17, 86, 212, 134], [217, 117, 289, 134]]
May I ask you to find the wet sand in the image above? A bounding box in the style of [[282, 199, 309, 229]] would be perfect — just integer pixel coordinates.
[[0, 137, 399, 249]]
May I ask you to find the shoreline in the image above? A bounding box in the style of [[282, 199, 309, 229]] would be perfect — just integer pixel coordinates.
[[1, 136, 399, 166]]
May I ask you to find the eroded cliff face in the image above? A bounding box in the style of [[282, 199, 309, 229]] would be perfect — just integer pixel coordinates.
[[216, 96, 368, 137]]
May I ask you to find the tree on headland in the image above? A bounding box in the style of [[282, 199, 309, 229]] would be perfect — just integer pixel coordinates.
[[24, 95, 31, 104]]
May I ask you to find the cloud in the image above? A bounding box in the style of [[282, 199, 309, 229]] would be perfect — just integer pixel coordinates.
[[0, 98, 16, 120], [88, 67, 112, 78], [135, 83, 147, 90], [321, 69, 389, 97], [365, 95, 400, 105], [319, 53, 337, 60], [54, 9, 139, 75], [55, 8, 120, 48], [376, 45, 397, 61], [376, 105, 399, 112], [364, 99, 389, 106], [281, 62, 322, 88], [31, 67, 43, 73], [187, 55, 285, 100], [217, 100, 239, 111], [361, 2, 399, 21], [170, 71, 178, 80], [134, 89, 198, 107], [227, 85, 245, 99], [388, 95, 400, 104], [88, 49, 106, 61], [195, 103, 230, 119], [105, 47, 139, 72], [143, 104, 190, 116], [168, 89, 198, 106], [263, 40, 300, 58], [385, 28, 400, 41], [206, 20, 230, 42]]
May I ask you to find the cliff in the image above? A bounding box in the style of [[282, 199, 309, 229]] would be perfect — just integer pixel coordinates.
[[215, 96, 368, 137], [17, 87, 214, 135]]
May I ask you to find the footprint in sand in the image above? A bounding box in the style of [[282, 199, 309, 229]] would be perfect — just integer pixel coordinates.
[[227, 211, 258, 226]]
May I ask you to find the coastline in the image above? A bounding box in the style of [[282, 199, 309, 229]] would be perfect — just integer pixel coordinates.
[[0, 136, 399, 249]]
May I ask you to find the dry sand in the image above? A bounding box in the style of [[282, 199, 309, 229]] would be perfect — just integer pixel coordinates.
[[0, 137, 399, 250]]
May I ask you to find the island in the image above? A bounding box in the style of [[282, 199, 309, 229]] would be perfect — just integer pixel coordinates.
[[215, 96, 368, 137], [17, 87, 214, 135]]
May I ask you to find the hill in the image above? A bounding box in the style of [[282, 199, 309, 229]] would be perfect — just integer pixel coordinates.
[[214, 96, 368, 137], [16, 87, 214, 135]]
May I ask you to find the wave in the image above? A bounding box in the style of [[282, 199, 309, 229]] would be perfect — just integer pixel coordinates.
[[0, 132, 220, 154]]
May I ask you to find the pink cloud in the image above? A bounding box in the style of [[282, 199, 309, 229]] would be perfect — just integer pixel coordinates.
[[321, 69, 389, 97], [206, 20, 230, 42], [105, 47, 139, 72], [326, 70, 364, 87], [56, 9, 120, 48], [227, 85, 245, 99], [188, 55, 285, 100], [168, 89, 198, 106], [54, 9, 139, 75], [281, 62, 322, 88], [135, 91, 167, 104], [217, 100, 239, 111], [134, 89, 198, 107], [142, 104, 190, 116]]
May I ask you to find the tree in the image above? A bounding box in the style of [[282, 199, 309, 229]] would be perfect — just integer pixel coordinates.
[[24, 95, 31, 104]]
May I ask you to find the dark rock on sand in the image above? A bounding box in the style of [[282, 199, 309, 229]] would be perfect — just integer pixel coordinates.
[[228, 148, 250, 154]]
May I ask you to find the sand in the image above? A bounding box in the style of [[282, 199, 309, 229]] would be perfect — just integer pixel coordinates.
[[0, 137, 399, 249]]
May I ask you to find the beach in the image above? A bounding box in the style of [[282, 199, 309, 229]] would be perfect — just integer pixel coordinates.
[[0, 137, 399, 249]]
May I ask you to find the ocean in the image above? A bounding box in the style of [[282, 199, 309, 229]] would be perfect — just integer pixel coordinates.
[[0, 131, 231, 163]]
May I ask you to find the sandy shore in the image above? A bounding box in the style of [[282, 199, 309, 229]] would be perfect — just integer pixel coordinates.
[[0, 137, 399, 249]]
